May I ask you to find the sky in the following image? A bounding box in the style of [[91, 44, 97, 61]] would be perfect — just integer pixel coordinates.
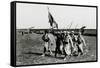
[[16, 3, 96, 29]]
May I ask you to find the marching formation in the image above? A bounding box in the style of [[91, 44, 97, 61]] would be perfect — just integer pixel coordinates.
[[41, 30, 87, 60], [41, 7, 87, 60]]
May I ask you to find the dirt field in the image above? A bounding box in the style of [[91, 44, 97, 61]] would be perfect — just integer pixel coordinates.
[[16, 31, 97, 65]]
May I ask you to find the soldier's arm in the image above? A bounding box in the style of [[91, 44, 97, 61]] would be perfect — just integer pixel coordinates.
[[69, 37, 74, 48], [81, 36, 86, 46]]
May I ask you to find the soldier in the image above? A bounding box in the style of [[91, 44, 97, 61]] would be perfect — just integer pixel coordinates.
[[63, 31, 73, 60], [70, 31, 78, 56], [70, 31, 76, 43], [22, 31, 24, 36], [41, 30, 49, 56], [55, 33, 62, 57], [77, 32, 86, 55]]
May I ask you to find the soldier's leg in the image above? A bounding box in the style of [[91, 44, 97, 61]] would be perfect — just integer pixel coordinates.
[[48, 43, 53, 55], [73, 44, 78, 56], [55, 46, 58, 57], [41, 47, 46, 56], [63, 50, 67, 61], [60, 44, 64, 54], [78, 43, 83, 55], [63, 44, 68, 60], [41, 42, 48, 56]]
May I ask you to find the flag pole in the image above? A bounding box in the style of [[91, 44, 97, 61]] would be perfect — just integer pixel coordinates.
[[68, 21, 73, 32]]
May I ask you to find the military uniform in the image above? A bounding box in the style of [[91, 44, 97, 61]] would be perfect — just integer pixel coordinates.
[[77, 32, 86, 55]]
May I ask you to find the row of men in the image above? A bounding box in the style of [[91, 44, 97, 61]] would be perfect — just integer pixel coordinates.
[[41, 30, 87, 60]]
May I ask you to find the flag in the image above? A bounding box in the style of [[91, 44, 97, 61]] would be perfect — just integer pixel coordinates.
[[48, 8, 58, 29], [53, 20, 58, 29], [48, 11, 54, 26]]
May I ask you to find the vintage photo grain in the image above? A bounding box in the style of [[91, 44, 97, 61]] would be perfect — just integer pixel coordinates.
[[11, 1, 97, 66]]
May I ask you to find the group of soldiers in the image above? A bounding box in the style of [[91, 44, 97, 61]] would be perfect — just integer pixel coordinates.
[[41, 30, 87, 60]]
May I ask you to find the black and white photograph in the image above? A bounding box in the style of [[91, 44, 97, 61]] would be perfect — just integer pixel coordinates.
[[11, 1, 97, 66]]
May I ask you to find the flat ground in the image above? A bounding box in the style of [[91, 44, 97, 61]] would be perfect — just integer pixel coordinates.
[[16, 31, 97, 65]]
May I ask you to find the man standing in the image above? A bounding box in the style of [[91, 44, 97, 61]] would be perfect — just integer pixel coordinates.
[[70, 31, 76, 45], [77, 32, 86, 55], [41, 30, 49, 56], [70, 31, 78, 56], [63, 31, 73, 60]]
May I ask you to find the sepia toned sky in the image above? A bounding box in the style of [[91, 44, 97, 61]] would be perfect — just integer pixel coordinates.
[[16, 3, 96, 29]]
